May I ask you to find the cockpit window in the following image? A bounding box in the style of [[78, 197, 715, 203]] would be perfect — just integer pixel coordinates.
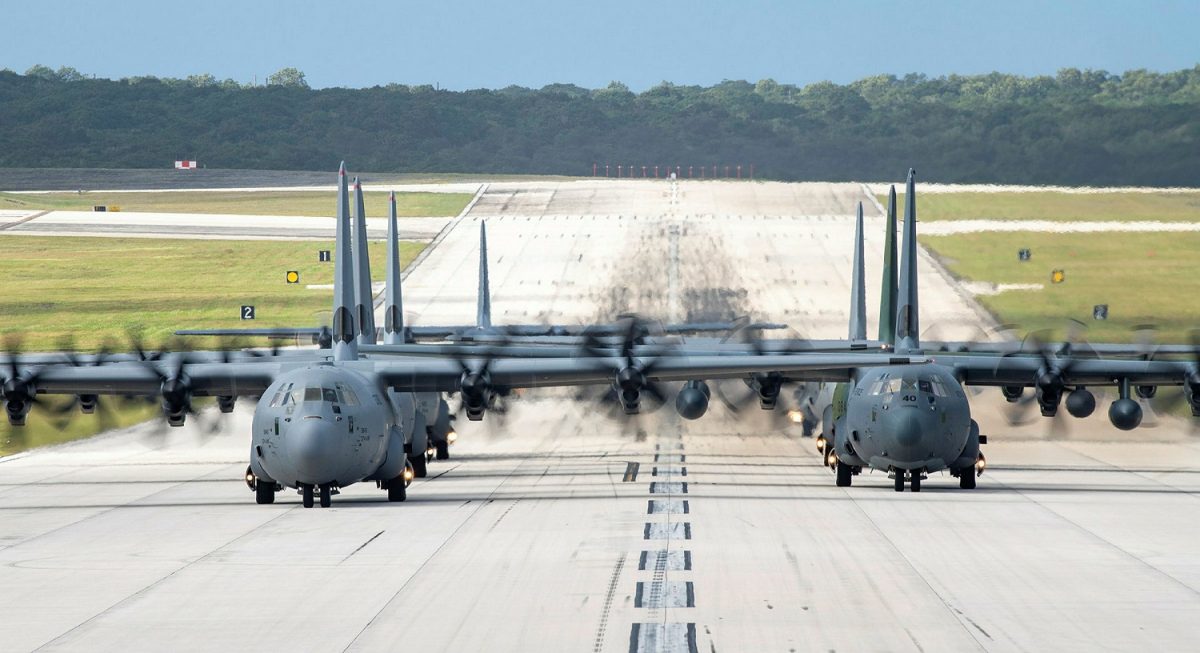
[[336, 383, 360, 406], [869, 378, 904, 395], [323, 388, 339, 403], [918, 380, 932, 394], [930, 377, 950, 397], [269, 383, 295, 407], [303, 387, 323, 403]]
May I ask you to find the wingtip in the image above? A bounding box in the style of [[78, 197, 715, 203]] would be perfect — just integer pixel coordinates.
[[389, 190, 395, 201], [339, 161, 346, 176], [907, 168, 916, 181]]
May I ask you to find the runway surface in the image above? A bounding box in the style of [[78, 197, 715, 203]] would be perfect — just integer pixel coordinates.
[[3, 179, 1200, 652]]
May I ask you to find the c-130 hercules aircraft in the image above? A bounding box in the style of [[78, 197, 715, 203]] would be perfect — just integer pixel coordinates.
[[370, 170, 1200, 492], [0, 163, 933, 507]]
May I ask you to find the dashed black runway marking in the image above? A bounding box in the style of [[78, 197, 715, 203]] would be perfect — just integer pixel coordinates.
[[634, 581, 695, 608], [644, 522, 692, 540], [629, 623, 698, 653], [647, 499, 689, 514], [652, 466, 687, 477], [638, 550, 692, 571], [649, 482, 687, 494]]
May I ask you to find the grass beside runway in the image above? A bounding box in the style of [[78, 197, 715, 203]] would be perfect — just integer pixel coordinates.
[[0, 236, 424, 456], [920, 231, 1200, 343], [0, 397, 164, 457], [0, 236, 424, 351], [881, 191, 1200, 222], [0, 190, 473, 217]]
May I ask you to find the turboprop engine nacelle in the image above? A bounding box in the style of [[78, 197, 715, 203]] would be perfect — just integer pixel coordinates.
[[675, 380, 710, 420]]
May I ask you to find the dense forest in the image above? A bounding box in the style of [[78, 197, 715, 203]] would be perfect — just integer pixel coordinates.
[[2, 65, 1199, 185]]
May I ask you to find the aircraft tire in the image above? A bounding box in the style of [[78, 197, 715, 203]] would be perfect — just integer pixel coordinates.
[[319, 485, 332, 508], [435, 441, 450, 461], [910, 473, 922, 493], [894, 473, 905, 492], [255, 482, 275, 505], [409, 454, 428, 478], [835, 461, 853, 487], [302, 485, 314, 508], [959, 467, 977, 490], [388, 478, 407, 502]]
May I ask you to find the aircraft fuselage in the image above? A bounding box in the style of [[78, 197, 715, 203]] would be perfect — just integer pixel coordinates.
[[249, 364, 409, 490], [828, 363, 978, 475]]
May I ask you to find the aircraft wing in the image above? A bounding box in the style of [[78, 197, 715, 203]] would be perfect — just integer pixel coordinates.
[[376, 353, 928, 392], [947, 355, 1194, 387], [9, 352, 925, 399], [26, 362, 282, 396]]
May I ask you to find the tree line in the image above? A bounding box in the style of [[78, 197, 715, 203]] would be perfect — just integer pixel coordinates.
[[2, 65, 1198, 185]]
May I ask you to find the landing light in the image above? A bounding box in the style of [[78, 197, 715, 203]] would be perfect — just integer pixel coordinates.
[[815, 435, 827, 454], [787, 409, 804, 424], [403, 468, 415, 482], [426, 447, 436, 457], [447, 430, 458, 444], [826, 451, 838, 467], [975, 454, 987, 475]]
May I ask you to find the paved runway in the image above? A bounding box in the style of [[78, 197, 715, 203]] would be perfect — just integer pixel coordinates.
[[2, 179, 1199, 652]]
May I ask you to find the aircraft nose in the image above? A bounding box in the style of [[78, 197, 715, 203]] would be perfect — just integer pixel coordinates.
[[286, 418, 339, 483], [892, 409, 923, 447]]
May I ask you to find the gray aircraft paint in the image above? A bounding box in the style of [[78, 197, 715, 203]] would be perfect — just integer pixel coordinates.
[[383, 191, 405, 346], [849, 202, 867, 341], [894, 170, 921, 353], [476, 220, 492, 329], [353, 178, 377, 345], [332, 163, 358, 362]]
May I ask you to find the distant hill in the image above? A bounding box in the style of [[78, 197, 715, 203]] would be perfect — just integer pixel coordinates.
[[2, 66, 1198, 186]]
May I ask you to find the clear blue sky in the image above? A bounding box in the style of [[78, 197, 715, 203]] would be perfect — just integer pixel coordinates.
[[2, 0, 1197, 90]]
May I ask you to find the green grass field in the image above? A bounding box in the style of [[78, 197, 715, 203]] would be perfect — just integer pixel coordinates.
[[0, 236, 424, 456], [0, 396, 163, 457], [881, 191, 1200, 222], [920, 232, 1200, 343], [0, 190, 472, 217], [0, 236, 423, 352]]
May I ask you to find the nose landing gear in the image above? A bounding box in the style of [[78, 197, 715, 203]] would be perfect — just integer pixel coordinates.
[[298, 484, 336, 508], [892, 468, 924, 492]]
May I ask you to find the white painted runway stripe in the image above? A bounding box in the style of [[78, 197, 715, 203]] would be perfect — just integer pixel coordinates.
[[644, 522, 692, 540], [647, 499, 689, 514], [654, 453, 685, 463], [628, 623, 698, 653], [648, 482, 687, 494], [638, 550, 692, 571]]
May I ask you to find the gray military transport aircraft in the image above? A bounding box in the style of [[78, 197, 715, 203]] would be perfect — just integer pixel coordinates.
[[0, 163, 935, 507], [362, 170, 1200, 492], [174, 183, 784, 458]]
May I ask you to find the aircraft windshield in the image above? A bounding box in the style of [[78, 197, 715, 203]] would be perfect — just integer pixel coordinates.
[[302, 387, 340, 403]]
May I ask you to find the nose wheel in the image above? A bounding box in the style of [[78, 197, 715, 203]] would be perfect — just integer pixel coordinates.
[[893, 470, 923, 492], [300, 484, 334, 508]]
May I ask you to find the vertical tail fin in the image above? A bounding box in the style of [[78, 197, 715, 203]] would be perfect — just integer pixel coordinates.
[[352, 178, 377, 344], [848, 202, 867, 340], [477, 220, 492, 328], [878, 185, 898, 343], [383, 191, 406, 345], [332, 162, 359, 361], [895, 169, 920, 353]]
